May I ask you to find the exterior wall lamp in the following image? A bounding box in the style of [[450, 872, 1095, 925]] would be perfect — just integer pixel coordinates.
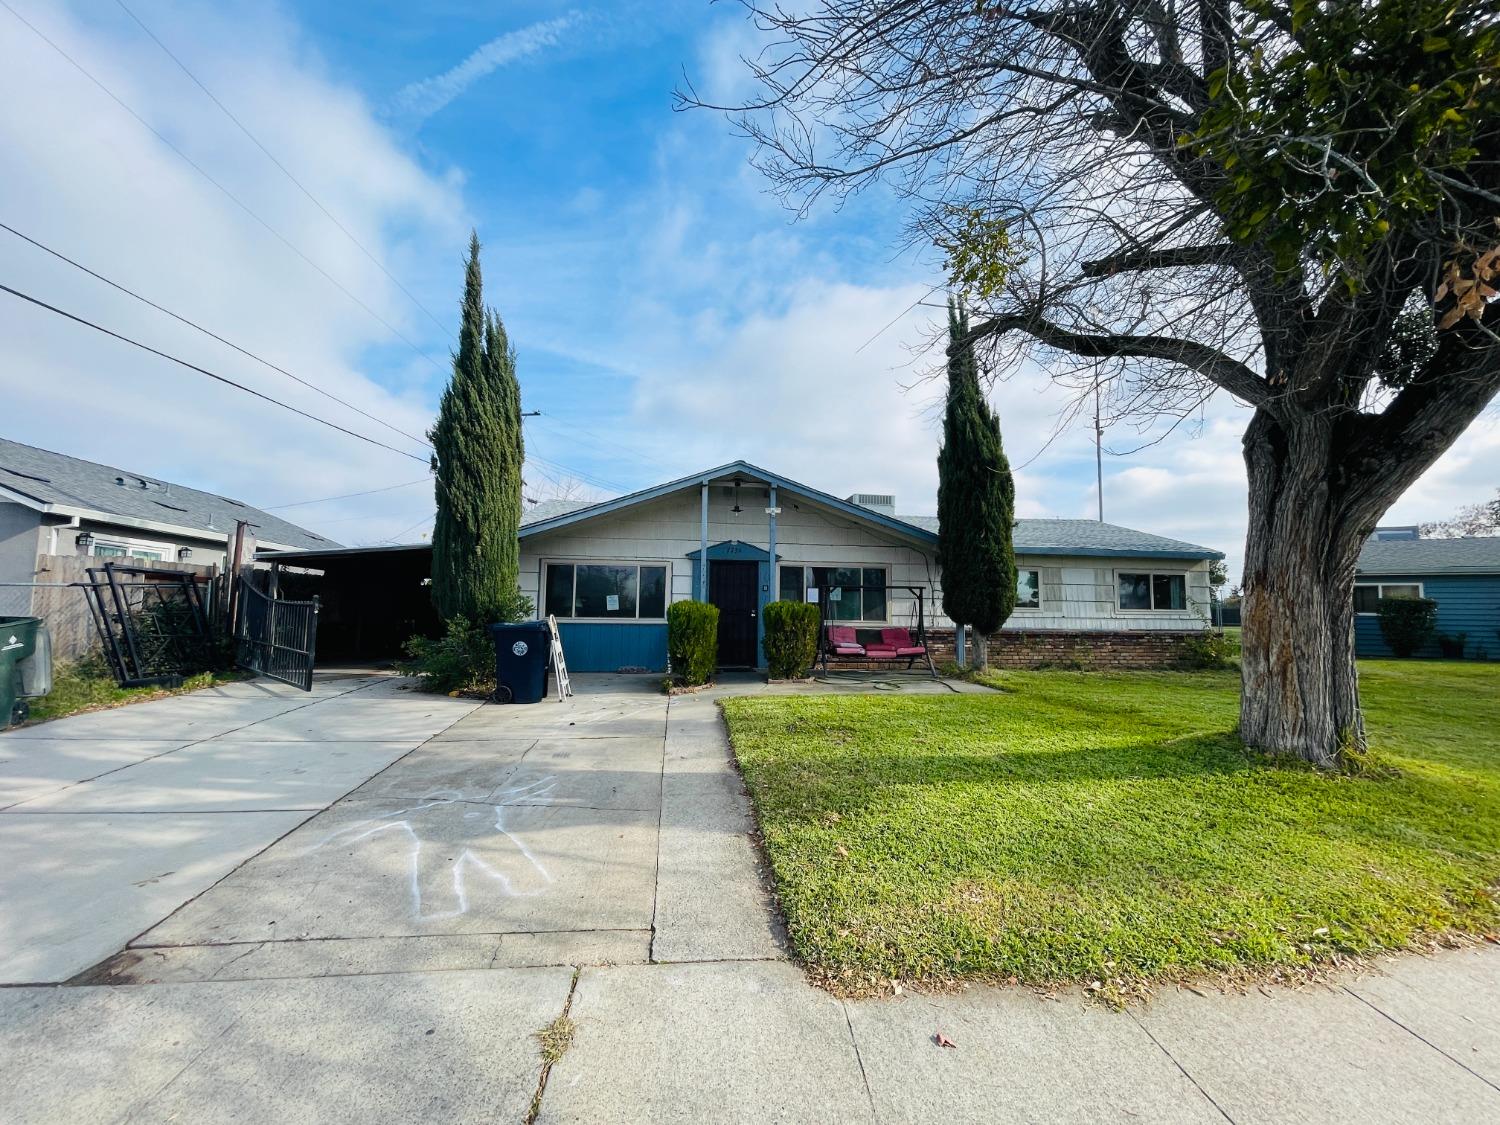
[[178, 547, 194, 562], [75, 530, 94, 555]]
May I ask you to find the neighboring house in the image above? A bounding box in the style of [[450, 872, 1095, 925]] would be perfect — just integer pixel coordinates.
[[1354, 530, 1500, 660], [515, 461, 1222, 673], [1, 437, 334, 617]]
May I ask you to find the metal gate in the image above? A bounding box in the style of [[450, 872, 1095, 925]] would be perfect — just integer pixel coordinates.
[[83, 563, 217, 688], [236, 577, 320, 691]]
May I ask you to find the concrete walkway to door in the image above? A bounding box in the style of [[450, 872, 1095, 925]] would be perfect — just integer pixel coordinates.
[[0, 671, 1496, 1123]]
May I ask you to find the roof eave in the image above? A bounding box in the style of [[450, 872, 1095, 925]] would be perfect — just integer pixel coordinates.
[[1018, 545, 1224, 561], [2, 488, 314, 552]]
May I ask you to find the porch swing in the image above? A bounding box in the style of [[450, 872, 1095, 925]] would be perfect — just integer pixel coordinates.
[[814, 584, 938, 677]]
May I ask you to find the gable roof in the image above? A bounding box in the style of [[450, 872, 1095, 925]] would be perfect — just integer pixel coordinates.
[[518, 460, 941, 545], [0, 437, 336, 550], [1357, 535, 1500, 576], [517, 459, 1222, 560]]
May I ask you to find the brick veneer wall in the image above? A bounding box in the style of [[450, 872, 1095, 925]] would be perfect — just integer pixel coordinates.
[[923, 628, 1197, 670]]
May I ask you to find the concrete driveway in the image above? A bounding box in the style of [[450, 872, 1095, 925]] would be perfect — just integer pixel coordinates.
[[1, 671, 1496, 1124], [0, 673, 483, 983]]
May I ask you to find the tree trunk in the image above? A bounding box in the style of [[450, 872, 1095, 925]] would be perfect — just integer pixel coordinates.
[[1238, 409, 1367, 767], [971, 630, 989, 671]]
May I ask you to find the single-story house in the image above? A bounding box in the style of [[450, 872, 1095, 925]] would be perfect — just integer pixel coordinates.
[[1354, 529, 1500, 660], [514, 461, 1223, 673], [1, 437, 334, 618]]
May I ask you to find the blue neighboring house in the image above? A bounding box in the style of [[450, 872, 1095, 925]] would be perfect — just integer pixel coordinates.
[[1354, 527, 1500, 660]]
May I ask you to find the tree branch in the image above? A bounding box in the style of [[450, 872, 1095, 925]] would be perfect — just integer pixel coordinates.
[[963, 312, 1270, 406], [1081, 243, 1239, 277]]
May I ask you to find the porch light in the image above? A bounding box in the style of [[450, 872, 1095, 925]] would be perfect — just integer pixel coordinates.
[[75, 531, 94, 555], [730, 478, 743, 516], [177, 547, 193, 561]]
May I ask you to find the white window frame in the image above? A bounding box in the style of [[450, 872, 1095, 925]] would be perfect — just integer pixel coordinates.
[[542, 559, 671, 623], [1015, 568, 1043, 611], [778, 564, 890, 624], [1115, 569, 1192, 613], [1353, 581, 1425, 616], [89, 533, 174, 562]]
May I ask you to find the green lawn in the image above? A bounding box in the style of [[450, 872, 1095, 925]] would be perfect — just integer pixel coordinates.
[[24, 656, 247, 725], [721, 661, 1500, 991]]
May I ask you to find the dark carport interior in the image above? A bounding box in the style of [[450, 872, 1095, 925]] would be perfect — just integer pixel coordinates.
[[259, 544, 438, 665]]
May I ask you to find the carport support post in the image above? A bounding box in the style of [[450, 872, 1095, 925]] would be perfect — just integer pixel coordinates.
[[698, 482, 709, 601]]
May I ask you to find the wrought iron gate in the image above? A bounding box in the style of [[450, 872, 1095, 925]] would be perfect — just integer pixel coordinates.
[[83, 563, 217, 688], [236, 577, 320, 691]]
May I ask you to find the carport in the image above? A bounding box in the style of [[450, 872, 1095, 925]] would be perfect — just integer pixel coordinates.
[[256, 544, 438, 665]]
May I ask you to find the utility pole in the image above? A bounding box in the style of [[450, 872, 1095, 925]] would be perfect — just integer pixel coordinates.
[[1094, 377, 1104, 522]]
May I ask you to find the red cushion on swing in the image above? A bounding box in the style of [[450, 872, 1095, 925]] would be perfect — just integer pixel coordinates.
[[880, 628, 914, 648]]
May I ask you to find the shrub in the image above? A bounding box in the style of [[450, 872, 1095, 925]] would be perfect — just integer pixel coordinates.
[[667, 600, 719, 686], [1376, 596, 1438, 657], [1177, 629, 1237, 670], [400, 616, 495, 695], [1437, 632, 1468, 659], [762, 600, 821, 678]]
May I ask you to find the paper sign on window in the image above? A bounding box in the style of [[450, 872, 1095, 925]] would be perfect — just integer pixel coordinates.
[[606, 594, 620, 611]]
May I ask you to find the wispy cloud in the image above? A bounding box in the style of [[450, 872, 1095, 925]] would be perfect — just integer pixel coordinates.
[[392, 13, 582, 124]]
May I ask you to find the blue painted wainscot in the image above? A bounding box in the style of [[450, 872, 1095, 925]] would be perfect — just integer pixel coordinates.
[[554, 622, 670, 673]]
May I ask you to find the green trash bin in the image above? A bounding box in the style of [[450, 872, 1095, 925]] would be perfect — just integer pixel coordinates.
[[1, 616, 52, 729]]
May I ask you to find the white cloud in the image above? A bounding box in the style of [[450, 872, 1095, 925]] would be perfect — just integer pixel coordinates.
[[0, 0, 466, 545], [390, 13, 582, 126]]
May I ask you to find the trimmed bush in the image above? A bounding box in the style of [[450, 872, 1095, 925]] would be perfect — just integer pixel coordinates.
[[667, 600, 719, 686], [763, 600, 821, 678], [1376, 595, 1438, 657], [399, 616, 494, 695], [1438, 632, 1468, 659]]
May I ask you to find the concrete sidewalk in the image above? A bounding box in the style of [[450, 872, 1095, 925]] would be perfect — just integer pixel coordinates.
[[0, 672, 1495, 1123]]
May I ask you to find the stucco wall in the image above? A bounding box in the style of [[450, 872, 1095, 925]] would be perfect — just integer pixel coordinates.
[[0, 503, 44, 617]]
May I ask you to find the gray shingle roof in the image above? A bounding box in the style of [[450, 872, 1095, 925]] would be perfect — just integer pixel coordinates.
[[0, 437, 337, 550], [521, 499, 592, 526], [1357, 535, 1500, 576], [895, 515, 1222, 559]]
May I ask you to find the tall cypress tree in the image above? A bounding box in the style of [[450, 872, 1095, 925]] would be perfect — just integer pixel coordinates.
[[937, 299, 1016, 670], [429, 232, 524, 623]]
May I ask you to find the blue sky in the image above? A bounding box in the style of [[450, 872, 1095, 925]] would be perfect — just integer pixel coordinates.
[[1, 1, 1495, 577]]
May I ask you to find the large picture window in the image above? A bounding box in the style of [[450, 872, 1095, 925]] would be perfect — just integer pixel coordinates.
[[1118, 571, 1187, 611], [1353, 582, 1423, 615], [777, 564, 887, 622], [544, 562, 668, 620]]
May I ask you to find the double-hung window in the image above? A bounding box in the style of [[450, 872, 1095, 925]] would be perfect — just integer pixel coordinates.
[[1353, 582, 1422, 615], [777, 565, 887, 622], [1118, 571, 1187, 611], [544, 562, 668, 620]]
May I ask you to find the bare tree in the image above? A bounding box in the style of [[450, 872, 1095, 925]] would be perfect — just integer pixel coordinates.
[[1421, 489, 1500, 538], [685, 0, 1500, 766]]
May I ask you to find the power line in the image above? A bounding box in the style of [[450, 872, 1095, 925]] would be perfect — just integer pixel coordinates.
[[0, 0, 448, 375], [0, 220, 433, 450], [263, 478, 431, 510], [0, 280, 430, 464], [111, 0, 454, 344]]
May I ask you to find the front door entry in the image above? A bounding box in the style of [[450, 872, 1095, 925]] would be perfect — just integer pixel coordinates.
[[709, 560, 758, 668]]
